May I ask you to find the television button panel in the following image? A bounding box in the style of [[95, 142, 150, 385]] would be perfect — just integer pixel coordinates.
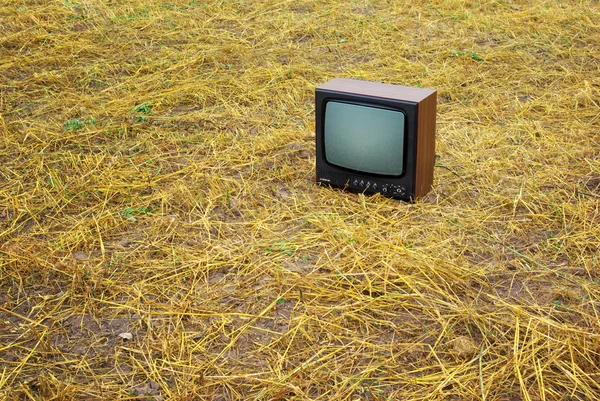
[[318, 172, 412, 200], [349, 176, 407, 198], [389, 184, 406, 196]]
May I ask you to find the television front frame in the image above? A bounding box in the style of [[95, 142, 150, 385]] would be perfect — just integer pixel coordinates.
[[315, 78, 436, 201]]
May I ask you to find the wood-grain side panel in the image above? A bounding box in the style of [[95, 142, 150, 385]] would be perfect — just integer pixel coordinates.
[[414, 91, 437, 198]]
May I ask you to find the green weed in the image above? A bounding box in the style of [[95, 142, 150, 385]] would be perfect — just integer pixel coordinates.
[[64, 118, 97, 131], [134, 102, 153, 114], [120, 206, 155, 221], [265, 241, 296, 256], [451, 50, 484, 61]]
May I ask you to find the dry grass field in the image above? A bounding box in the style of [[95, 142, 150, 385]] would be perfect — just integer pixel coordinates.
[[1, 0, 600, 400]]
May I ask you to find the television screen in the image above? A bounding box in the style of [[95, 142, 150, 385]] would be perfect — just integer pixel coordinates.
[[324, 101, 405, 176]]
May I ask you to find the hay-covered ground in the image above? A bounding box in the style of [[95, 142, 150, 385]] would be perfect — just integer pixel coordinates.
[[1, 0, 599, 400]]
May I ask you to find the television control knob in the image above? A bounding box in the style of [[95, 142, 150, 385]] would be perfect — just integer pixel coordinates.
[[382, 187, 388, 193], [360, 180, 365, 187], [353, 180, 359, 186], [372, 183, 378, 190]]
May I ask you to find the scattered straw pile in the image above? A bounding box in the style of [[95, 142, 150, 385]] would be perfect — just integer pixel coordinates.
[[1, 0, 599, 399]]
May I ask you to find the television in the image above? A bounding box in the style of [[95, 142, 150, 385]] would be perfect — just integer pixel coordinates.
[[315, 78, 436, 201]]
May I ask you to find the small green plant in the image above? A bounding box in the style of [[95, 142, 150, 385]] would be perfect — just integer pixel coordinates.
[[125, 7, 149, 19], [120, 206, 155, 221], [133, 102, 152, 123], [134, 102, 153, 114], [265, 241, 296, 256], [64, 118, 97, 131], [451, 50, 484, 62], [64, 119, 85, 130]]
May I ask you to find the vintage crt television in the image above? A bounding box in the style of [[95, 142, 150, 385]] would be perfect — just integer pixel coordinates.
[[315, 78, 436, 201]]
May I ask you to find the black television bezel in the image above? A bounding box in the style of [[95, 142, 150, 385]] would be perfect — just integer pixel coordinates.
[[315, 88, 419, 201], [321, 99, 409, 177]]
